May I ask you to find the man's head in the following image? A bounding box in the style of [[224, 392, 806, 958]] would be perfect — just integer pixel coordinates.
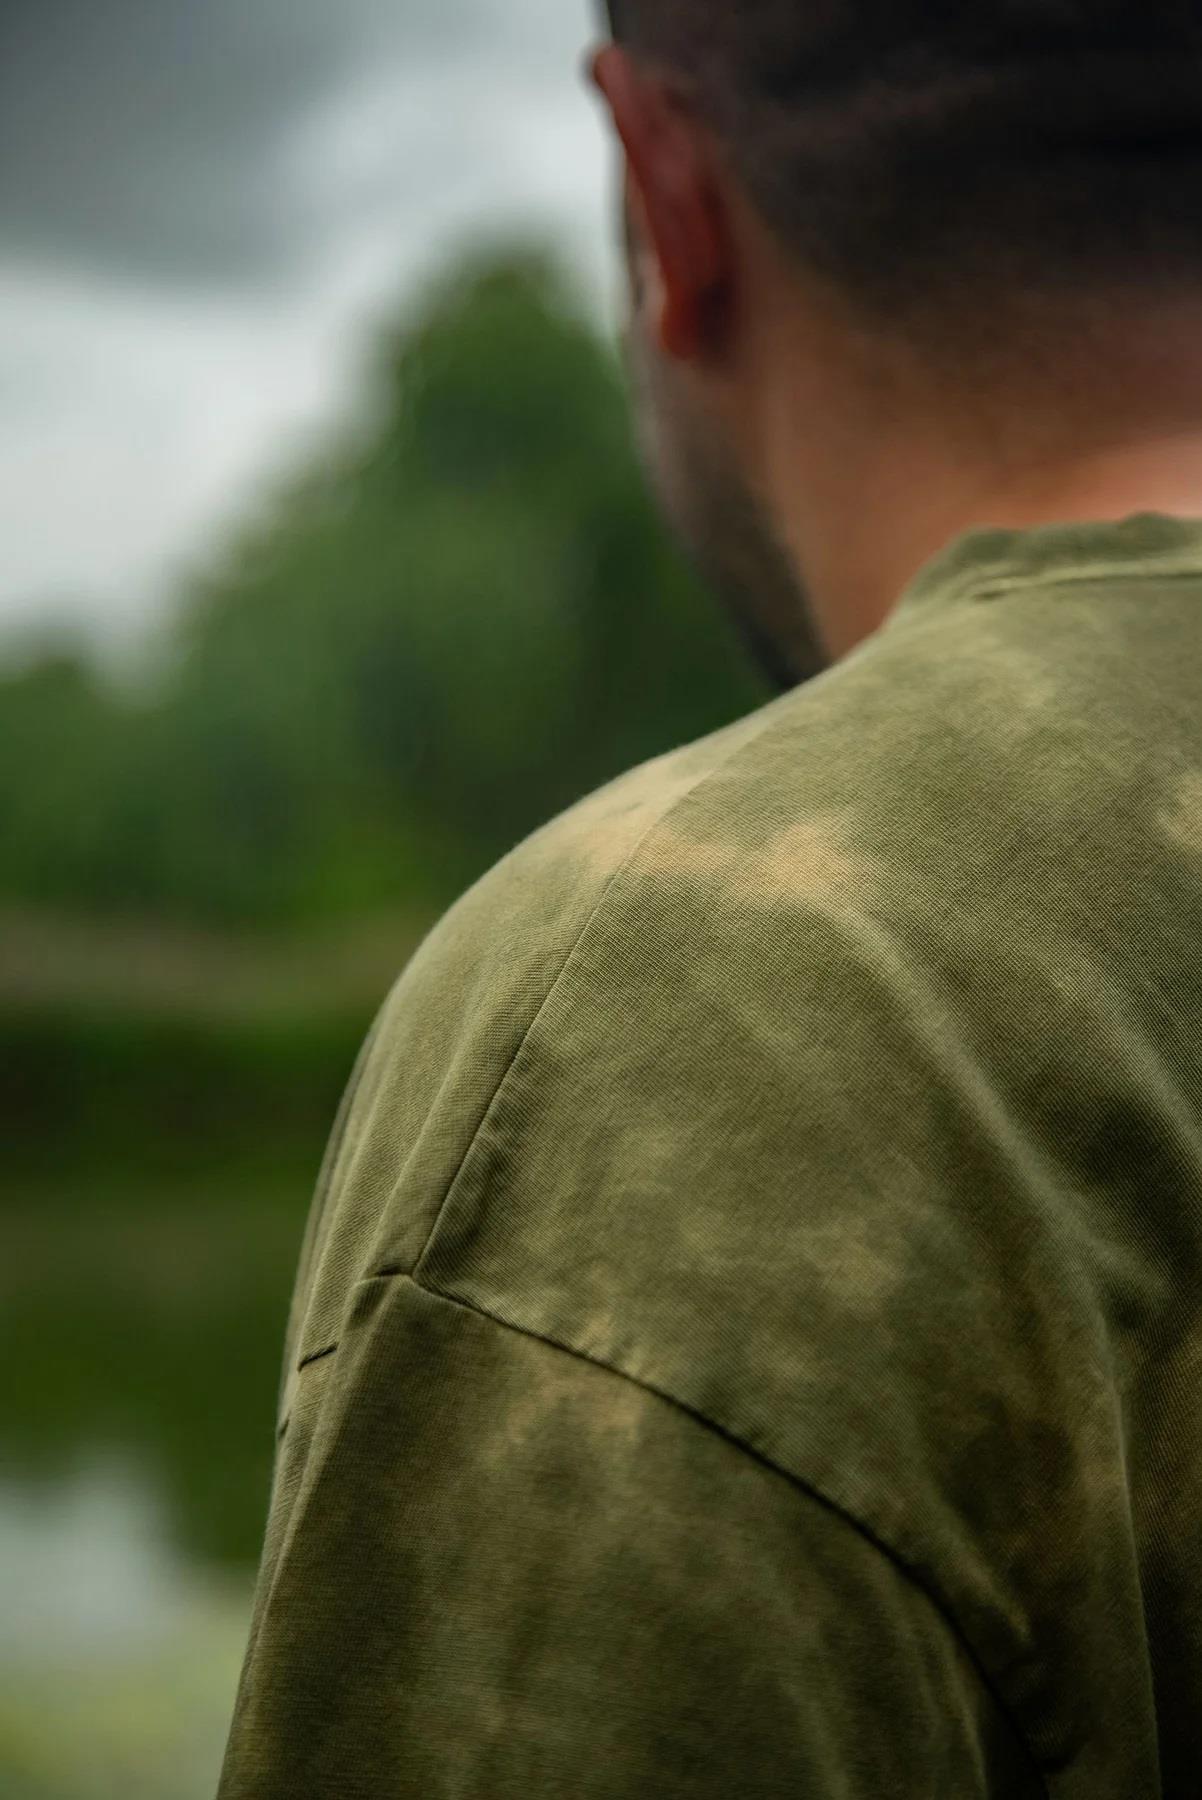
[[587, 3, 1202, 690]]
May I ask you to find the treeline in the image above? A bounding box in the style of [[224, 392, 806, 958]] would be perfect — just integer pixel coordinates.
[[0, 247, 769, 931]]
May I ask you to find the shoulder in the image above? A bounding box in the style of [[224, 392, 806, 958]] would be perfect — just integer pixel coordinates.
[[293, 610, 1110, 1774], [285, 688, 800, 1363], [370, 683, 802, 1069]]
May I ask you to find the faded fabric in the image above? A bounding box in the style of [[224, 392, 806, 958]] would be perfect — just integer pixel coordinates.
[[217, 514, 1202, 1798]]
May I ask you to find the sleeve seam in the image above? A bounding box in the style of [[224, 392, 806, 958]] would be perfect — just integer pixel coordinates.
[[346, 1266, 1052, 1795], [408, 709, 794, 1287]]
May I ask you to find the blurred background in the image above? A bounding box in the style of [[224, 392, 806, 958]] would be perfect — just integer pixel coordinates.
[[0, 3, 771, 1794]]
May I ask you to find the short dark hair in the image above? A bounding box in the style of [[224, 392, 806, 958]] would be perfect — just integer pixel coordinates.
[[602, 2, 1202, 338]]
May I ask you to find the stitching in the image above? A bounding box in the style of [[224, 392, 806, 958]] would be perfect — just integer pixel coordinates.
[[954, 560, 1202, 610], [410, 547, 1202, 1281], [407, 701, 799, 1285], [276, 996, 397, 1413], [294, 1266, 1051, 1793], [407, 858, 631, 1282], [288, 702, 799, 1391], [277, 1342, 340, 1437]]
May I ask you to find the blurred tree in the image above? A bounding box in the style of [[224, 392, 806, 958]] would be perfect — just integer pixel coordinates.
[[0, 245, 770, 928], [0, 649, 145, 908], [0, 247, 777, 1587]]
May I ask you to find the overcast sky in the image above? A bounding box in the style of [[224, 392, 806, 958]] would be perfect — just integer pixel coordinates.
[[0, 0, 617, 676]]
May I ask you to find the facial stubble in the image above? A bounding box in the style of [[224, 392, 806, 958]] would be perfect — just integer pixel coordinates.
[[620, 313, 833, 696]]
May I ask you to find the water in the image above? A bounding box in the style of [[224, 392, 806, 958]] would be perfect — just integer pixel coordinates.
[[0, 1454, 254, 1800], [0, 1178, 305, 1800]]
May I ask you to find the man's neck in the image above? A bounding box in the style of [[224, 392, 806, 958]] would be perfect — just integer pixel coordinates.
[[754, 297, 1202, 663], [805, 427, 1202, 663]]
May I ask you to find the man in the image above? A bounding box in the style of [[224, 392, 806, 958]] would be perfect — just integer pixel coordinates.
[[217, 4, 1202, 1794]]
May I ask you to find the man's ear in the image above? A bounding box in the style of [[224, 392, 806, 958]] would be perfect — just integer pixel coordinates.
[[588, 44, 733, 362]]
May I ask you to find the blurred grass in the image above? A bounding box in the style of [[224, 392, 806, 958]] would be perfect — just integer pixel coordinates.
[[0, 903, 434, 1020], [0, 1618, 248, 1800]]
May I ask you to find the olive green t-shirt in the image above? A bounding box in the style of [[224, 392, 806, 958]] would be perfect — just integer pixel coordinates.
[[217, 513, 1202, 1799]]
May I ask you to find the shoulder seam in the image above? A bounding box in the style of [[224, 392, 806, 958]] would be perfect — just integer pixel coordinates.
[[409, 699, 798, 1284], [337, 1266, 1052, 1795], [958, 562, 1202, 609]]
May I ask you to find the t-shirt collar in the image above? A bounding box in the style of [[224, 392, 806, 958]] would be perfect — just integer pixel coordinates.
[[885, 510, 1202, 634]]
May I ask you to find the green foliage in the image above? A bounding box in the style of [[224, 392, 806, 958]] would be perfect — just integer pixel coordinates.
[[0, 246, 779, 1653], [0, 244, 769, 928]]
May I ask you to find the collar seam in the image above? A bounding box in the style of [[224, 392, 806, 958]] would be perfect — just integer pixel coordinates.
[[933, 559, 1202, 610]]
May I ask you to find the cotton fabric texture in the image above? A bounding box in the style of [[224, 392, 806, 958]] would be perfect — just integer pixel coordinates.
[[217, 514, 1202, 1798]]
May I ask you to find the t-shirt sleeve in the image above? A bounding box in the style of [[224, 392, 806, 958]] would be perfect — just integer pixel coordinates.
[[216, 1270, 1041, 1799]]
